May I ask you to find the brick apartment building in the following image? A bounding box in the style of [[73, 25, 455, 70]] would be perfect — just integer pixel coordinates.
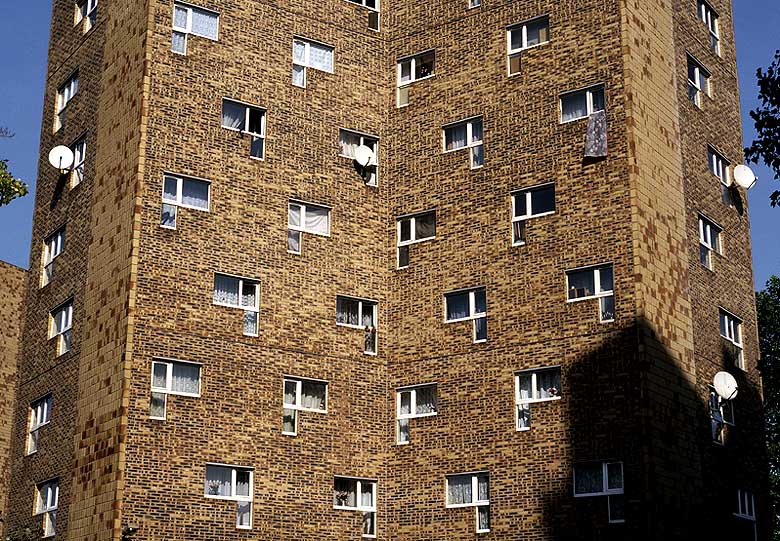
[[0, 0, 767, 539]]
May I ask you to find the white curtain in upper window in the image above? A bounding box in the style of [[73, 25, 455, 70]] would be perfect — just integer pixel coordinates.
[[173, 5, 188, 29], [360, 483, 374, 507], [309, 43, 334, 72], [562, 92, 588, 122], [415, 386, 437, 414], [172, 363, 200, 394], [304, 206, 329, 235], [284, 380, 297, 407], [191, 8, 218, 39], [221, 100, 245, 130], [399, 391, 411, 415], [536, 370, 560, 399], [477, 475, 489, 501], [235, 471, 251, 497], [293, 41, 306, 64], [181, 179, 208, 209], [288, 204, 302, 228], [205, 465, 232, 497], [301, 381, 326, 410], [445, 124, 468, 150], [152, 363, 168, 389], [361, 304, 375, 328], [172, 31, 187, 54], [336, 297, 359, 326], [241, 282, 257, 308], [339, 131, 361, 157], [447, 475, 472, 505], [470, 120, 483, 143], [214, 275, 240, 306]]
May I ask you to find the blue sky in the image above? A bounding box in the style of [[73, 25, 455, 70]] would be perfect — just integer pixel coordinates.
[[0, 2, 777, 288]]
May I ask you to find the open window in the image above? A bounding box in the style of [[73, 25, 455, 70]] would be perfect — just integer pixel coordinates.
[[336, 296, 378, 354], [709, 385, 735, 444], [687, 54, 711, 108], [444, 287, 487, 343], [55, 72, 78, 132], [396, 50, 435, 106], [397, 210, 435, 268], [708, 146, 732, 205], [41, 227, 65, 287], [339, 129, 379, 186], [49, 300, 73, 356], [697, 0, 720, 55], [35, 479, 59, 537], [698, 214, 722, 270], [566, 264, 614, 322], [213, 274, 260, 336], [560, 84, 604, 123], [75, 0, 97, 33], [719, 308, 744, 370], [27, 395, 52, 455], [515, 367, 561, 430], [221, 99, 266, 159]]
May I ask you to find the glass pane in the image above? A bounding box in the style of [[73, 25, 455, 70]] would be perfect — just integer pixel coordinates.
[[288, 204, 302, 227], [305, 205, 329, 235], [561, 92, 588, 122], [336, 297, 360, 326], [301, 380, 326, 410], [243, 311, 258, 336], [205, 465, 232, 497], [173, 5, 188, 29], [46, 511, 57, 537], [415, 212, 435, 239], [516, 374, 532, 401], [283, 408, 296, 433], [531, 185, 555, 215], [362, 512, 376, 536], [591, 88, 605, 112], [599, 266, 614, 293], [161, 204, 177, 228], [700, 244, 710, 267], [574, 463, 604, 495], [236, 502, 252, 528], [361, 303, 376, 327], [191, 8, 218, 39], [608, 495, 625, 522], [475, 317, 487, 341], [152, 363, 168, 390], [288, 230, 301, 253], [250, 136, 264, 159], [526, 17, 548, 45], [470, 120, 483, 143], [235, 470, 251, 497], [606, 463, 623, 490], [365, 327, 377, 354], [447, 475, 472, 505], [517, 403, 530, 429], [334, 478, 357, 507], [163, 176, 178, 202], [292, 64, 306, 87], [474, 289, 487, 314], [567, 269, 595, 299], [509, 27, 522, 51], [221, 100, 245, 130], [309, 43, 334, 72], [719, 311, 728, 336], [471, 144, 484, 168], [399, 219, 412, 242], [293, 40, 306, 63], [398, 245, 410, 268], [339, 130, 361, 157], [688, 61, 698, 83], [171, 363, 200, 394], [241, 282, 258, 308], [723, 401, 735, 425], [247, 108, 263, 135], [398, 85, 410, 106], [214, 275, 240, 306], [536, 370, 561, 399], [397, 418, 410, 442], [360, 482, 374, 507], [399, 391, 412, 415], [446, 292, 469, 320], [477, 475, 489, 501], [600, 295, 615, 322], [416, 52, 434, 78], [415, 386, 437, 414], [181, 179, 208, 209], [509, 53, 522, 75], [150, 392, 166, 418], [284, 380, 297, 406], [399, 60, 412, 83], [513, 220, 526, 245], [445, 124, 468, 150], [171, 31, 187, 54], [514, 192, 527, 217], [478, 505, 490, 531]]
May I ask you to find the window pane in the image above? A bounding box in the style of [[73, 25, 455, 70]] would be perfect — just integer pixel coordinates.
[[214, 274, 240, 306], [235, 470, 251, 497], [361, 303, 376, 328], [517, 403, 530, 429], [334, 478, 357, 507], [336, 297, 360, 326], [526, 17, 548, 46], [606, 463, 623, 490], [478, 505, 490, 531], [474, 289, 487, 314], [339, 130, 361, 157], [150, 392, 166, 418], [416, 52, 435, 78], [362, 512, 376, 536], [399, 391, 412, 415], [293, 40, 306, 63], [243, 311, 258, 336], [477, 475, 489, 501], [608, 495, 625, 522], [474, 316, 487, 341], [309, 43, 334, 72], [305, 205, 329, 235], [161, 203, 177, 228], [221, 100, 245, 130], [471, 145, 484, 168], [536, 370, 561, 399], [513, 220, 526, 244], [288, 230, 301, 253], [446, 292, 469, 320], [250, 136, 264, 159], [398, 418, 410, 442], [600, 295, 615, 322], [301, 380, 326, 410], [574, 463, 604, 495], [236, 502, 252, 528], [561, 92, 588, 122], [399, 219, 412, 242], [173, 5, 188, 28], [509, 27, 522, 51], [205, 465, 232, 497], [470, 120, 483, 143], [531, 185, 555, 215], [284, 380, 297, 406], [152, 362, 168, 390], [567, 269, 595, 299], [180, 179, 208, 209], [171, 363, 200, 394], [163, 176, 178, 202], [415, 212, 436, 239], [444, 124, 468, 150], [447, 475, 472, 505], [599, 265, 614, 292], [190, 8, 218, 39], [517, 374, 532, 401], [415, 386, 437, 414], [292, 64, 306, 87], [289, 204, 302, 227], [591, 88, 606, 112], [360, 483, 374, 507], [514, 193, 527, 217], [398, 245, 410, 268], [247, 108, 263, 135], [241, 282, 258, 308]]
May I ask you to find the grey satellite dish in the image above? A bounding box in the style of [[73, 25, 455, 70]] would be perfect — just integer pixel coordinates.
[[733, 165, 757, 190], [354, 145, 375, 168], [713, 371, 738, 400], [48, 145, 74, 172]]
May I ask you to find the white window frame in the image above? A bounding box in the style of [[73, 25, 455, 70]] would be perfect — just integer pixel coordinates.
[[345, 0, 379, 10], [445, 472, 490, 533], [338, 128, 379, 186], [442, 116, 484, 169], [204, 463, 254, 529], [719, 308, 744, 369], [292, 37, 335, 88], [287, 200, 332, 255], [27, 395, 53, 455], [49, 300, 74, 356], [514, 366, 562, 431], [565, 263, 615, 323], [282, 376, 328, 436], [335, 296, 378, 330], [35, 479, 59, 538], [172, 2, 219, 55], [444, 287, 487, 343], [735, 489, 757, 539], [161, 174, 211, 212], [573, 462, 625, 523], [506, 16, 550, 75], [41, 227, 65, 288], [559, 84, 605, 123], [221, 98, 267, 160], [511, 183, 555, 246], [213, 273, 260, 337], [396, 383, 437, 444], [698, 214, 722, 270], [709, 385, 735, 445], [396, 210, 436, 268], [71, 137, 86, 188], [55, 73, 78, 132], [687, 54, 711, 108], [333, 476, 377, 539], [708, 146, 731, 186], [698, 0, 720, 55], [396, 50, 436, 87], [75, 0, 98, 32]]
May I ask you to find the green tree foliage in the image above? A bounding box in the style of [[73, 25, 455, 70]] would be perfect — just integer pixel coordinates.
[[757, 276, 780, 538], [0, 128, 28, 207], [745, 50, 780, 207]]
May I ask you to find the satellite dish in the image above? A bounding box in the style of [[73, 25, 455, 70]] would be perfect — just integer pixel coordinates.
[[713, 371, 738, 400], [48, 146, 74, 172], [733, 165, 757, 190], [354, 145, 375, 168]]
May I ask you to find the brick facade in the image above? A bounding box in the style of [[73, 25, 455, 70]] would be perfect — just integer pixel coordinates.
[[2, 0, 766, 539]]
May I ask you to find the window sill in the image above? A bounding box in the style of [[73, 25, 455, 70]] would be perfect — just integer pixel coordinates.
[[517, 396, 562, 406], [446, 502, 489, 509], [398, 74, 435, 88], [284, 406, 328, 414], [282, 431, 297, 436], [516, 426, 531, 432], [445, 315, 486, 324], [205, 495, 253, 502], [566, 293, 613, 304]]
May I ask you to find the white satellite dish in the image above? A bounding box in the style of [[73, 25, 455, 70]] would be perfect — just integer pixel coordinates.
[[713, 371, 738, 400], [733, 164, 757, 190], [48, 145, 74, 172], [354, 145, 375, 168]]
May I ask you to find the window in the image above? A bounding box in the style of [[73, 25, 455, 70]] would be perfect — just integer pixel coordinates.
[[149, 359, 202, 420], [507, 16, 549, 75], [282, 377, 327, 436], [27, 395, 52, 455], [71, 138, 86, 188], [734, 489, 757, 540], [396, 384, 437, 444], [698, 0, 720, 55], [396, 50, 435, 106], [221, 99, 266, 159], [334, 477, 377, 538], [444, 287, 487, 343], [292, 38, 335, 88], [709, 386, 735, 445], [560, 84, 605, 123], [687, 55, 711, 108], [573, 462, 624, 523], [397, 211, 435, 268], [698, 214, 722, 270], [515, 367, 561, 431], [288, 200, 331, 254], [336, 296, 377, 354], [345, 0, 378, 10], [719, 308, 744, 369], [708, 146, 732, 205], [566, 264, 615, 322], [55, 73, 78, 132], [205, 464, 253, 529], [446, 472, 490, 533], [49, 301, 73, 356], [75, 0, 97, 32], [511, 184, 555, 245], [339, 129, 379, 186], [35, 479, 59, 537], [443, 117, 484, 169], [172, 2, 219, 55], [213, 274, 260, 336], [160, 174, 210, 229], [41, 227, 65, 287], [469, 0, 480, 8]]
